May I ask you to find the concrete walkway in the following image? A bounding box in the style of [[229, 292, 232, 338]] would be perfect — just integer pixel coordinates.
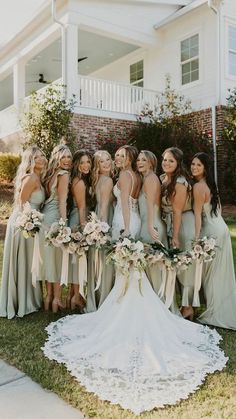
[[0, 360, 84, 419]]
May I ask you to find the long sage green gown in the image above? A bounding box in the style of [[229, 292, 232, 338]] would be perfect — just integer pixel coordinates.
[[42, 170, 68, 283], [86, 175, 114, 312], [68, 199, 84, 285], [161, 176, 198, 307], [198, 202, 236, 329], [139, 188, 180, 314], [0, 188, 44, 319]]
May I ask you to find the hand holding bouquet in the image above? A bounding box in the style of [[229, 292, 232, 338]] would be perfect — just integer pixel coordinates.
[[15, 202, 43, 239]]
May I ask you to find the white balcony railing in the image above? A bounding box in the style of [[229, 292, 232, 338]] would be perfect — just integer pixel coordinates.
[[78, 75, 159, 115]]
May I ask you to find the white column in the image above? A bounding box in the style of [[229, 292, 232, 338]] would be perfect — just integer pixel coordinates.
[[13, 59, 26, 110], [65, 23, 79, 100]]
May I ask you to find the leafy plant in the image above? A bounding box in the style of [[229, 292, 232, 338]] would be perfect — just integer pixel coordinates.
[[0, 153, 21, 181], [21, 84, 77, 158], [222, 88, 236, 201]]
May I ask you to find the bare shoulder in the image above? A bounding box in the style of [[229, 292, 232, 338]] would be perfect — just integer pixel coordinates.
[[22, 173, 38, 188], [193, 181, 208, 194], [72, 177, 86, 191]]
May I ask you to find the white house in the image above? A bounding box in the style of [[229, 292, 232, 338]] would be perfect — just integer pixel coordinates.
[[0, 0, 235, 152]]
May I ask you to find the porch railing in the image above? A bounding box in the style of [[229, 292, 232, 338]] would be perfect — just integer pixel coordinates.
[[78, 75, 159, 115]]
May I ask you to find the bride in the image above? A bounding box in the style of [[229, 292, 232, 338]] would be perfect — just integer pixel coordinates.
[[43, 145, 227, 415]]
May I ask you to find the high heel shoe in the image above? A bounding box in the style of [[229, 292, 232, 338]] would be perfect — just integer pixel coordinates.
[[70, 295, 86, 311], [44, 295, 53, 311], [52, 298, 65, 313], [180, 306, 194, 321]]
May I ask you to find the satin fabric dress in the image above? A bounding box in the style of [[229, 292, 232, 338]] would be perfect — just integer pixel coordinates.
[[161, 176, 198, 307], [0, 188, 44, 319], [43, 181, 227, 415], [198, 202, 236, 329], [86, 175, 114, 312], [42, 170, 69, 283]]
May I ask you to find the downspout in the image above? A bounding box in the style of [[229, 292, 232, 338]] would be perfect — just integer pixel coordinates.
[[52, 0, 67, 96], [208, 0, 223, 185]]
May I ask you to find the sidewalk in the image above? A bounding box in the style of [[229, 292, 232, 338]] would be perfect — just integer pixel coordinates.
[[0, 360, 84, 419]]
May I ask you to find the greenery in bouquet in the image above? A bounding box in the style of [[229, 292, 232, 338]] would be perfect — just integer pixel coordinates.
[[146, 241, 192, 272], [15, 202, 44, 239], [45, 218, 71, 248]]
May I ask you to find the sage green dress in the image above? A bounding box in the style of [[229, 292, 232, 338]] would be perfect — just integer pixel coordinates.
[[161, 176, 198, 307], [198, 202, 236, 329], [42, 170, 68, 283], [86, 175, 114, 312], [68, 199, 83, 285], [0, 189, 44, 319]]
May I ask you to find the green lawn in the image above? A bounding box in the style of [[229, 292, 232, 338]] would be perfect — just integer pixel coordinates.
[[0, 226, 236, 418]]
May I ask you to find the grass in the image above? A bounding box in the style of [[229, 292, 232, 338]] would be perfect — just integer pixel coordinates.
[[0, 217, 236, 418]]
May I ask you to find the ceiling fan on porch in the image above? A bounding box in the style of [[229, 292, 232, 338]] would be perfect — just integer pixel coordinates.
[[51, 56, 88, 63], [26, 73, 48, 84]]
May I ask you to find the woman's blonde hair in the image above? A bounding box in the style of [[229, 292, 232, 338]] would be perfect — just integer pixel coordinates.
[[115, 145, 138, 171], [139, 150, 157, 172], [14, 146, 46, 205], [44, 144, 72, 196], [92, 150, 112, 194]]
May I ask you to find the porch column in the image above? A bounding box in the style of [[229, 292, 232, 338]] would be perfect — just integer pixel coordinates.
[[65, 23, 79, 100], [13, 59, 25, 110]]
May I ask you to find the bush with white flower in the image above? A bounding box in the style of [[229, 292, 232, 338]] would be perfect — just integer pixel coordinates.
[[83, 212, 111, 248], [15, 202, 44, 239], [191, 236, 217, 262]]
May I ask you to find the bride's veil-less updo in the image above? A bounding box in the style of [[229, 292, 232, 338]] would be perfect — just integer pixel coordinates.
[[44, 144, 72, 197], [14, 146, 46, 205]]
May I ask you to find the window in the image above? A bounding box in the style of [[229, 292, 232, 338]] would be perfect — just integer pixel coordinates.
[[181, 34, 199, 85], [229, 25, 236, 76], [130, 60, 144, 87]]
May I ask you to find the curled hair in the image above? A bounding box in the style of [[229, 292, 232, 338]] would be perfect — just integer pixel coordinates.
[[92, 150, 113, 195], [115, 145, 139, 171], [44, 144, 72, 197], [14, 146, 46, 205], [139, 150, 157, 172], [192, 152, 220, 216], [161, 147, 191, 200], [68, 149, 93, 212]]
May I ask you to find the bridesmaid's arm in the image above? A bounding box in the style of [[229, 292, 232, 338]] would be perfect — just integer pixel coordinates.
[[99, 177, 113, 222], [193, 183, 205, 240], [144, 175, 159, 241], [20, 174, 38, 206], [171, 183, 187, 248], [73, 179, 87, 227], [119, 171, 132, 236], [57, 172, 69, 220]]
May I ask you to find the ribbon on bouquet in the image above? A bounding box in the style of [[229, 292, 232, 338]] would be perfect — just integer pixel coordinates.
[[60, 247, 69, 286], [192, 258, 203, 307], [31, 232, 43, 287], [78, 252, 87, 299], [164, 268, 177, 308], [94, 248, 103, 291], [158, 264, 167, 299]]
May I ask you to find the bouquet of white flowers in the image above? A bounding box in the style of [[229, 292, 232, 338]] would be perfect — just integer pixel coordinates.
[[15, 201, 44, 239], [45, 218, 71, 248], [83, 212, 111, 248], [107, 237, 147, 297], [191, 236, 217, 262], [65, 228, 89, 257]]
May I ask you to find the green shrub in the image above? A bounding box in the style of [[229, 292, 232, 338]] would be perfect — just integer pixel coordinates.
[[0, 153, 21, 182]]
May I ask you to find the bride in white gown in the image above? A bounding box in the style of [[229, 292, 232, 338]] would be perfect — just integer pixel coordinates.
[[43, 146, 227, 415]]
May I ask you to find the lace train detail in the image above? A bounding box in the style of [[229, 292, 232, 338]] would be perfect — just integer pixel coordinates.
[[43, 270, 227, 414]]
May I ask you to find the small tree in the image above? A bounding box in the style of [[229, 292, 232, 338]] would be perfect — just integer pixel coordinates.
[[21, 85, 77, 158]]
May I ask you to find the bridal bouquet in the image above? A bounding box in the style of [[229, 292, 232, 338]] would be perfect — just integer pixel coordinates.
[[15, 201, 44, 239], [146, 242, 192, 272], [191, 236, 217, 262], [107, 237, 147, 297], [83, 212, 111, 248]]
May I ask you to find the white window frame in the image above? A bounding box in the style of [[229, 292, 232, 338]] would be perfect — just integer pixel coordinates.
[[226, 20, 236, 81], [180, 33, 200, 87], [129, 59, 144, 87]]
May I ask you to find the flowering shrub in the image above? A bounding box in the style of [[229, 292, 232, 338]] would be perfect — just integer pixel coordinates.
[[15, 202, 43, 238]]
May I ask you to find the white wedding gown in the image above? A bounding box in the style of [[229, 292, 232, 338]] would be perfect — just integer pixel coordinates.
[[43, 185, 227, 415]]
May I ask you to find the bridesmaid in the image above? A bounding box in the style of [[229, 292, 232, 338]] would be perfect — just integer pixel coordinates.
[[136, 150, 168, 291], [161, 147, 196, 320], [42, 144, 72, 313], [112, 145, 142, 240], [68, 149, 93, 311], [0, 146, 46, 319], [191, 152, 236, 329], [86, 150, 114, 312]]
